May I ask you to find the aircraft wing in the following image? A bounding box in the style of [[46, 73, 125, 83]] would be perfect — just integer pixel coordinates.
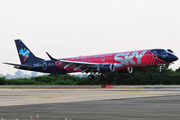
[[46, 52, 101, 73], [3, 62, 32, 68], [58, 60, 99, 72]]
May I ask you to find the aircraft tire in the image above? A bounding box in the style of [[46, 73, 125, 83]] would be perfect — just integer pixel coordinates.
[[88, 75, 94, 80]]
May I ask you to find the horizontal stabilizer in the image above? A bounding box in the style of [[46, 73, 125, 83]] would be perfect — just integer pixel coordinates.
[[3, 62, 32, 68]]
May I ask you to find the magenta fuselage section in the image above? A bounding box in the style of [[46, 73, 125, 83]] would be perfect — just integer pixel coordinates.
[[55, 49, 167, 73]]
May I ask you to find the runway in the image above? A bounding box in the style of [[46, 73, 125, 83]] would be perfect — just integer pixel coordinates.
[[0, 88, 180, 120]]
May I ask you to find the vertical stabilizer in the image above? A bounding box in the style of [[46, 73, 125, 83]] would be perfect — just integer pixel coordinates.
[[15, 39, 44, 64]]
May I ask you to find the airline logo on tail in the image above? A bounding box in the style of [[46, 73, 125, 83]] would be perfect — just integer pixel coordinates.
[[19, 48, 30, 61]]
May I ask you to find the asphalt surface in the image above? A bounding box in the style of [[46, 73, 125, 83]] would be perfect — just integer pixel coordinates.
[[0, 89, 180, 120]]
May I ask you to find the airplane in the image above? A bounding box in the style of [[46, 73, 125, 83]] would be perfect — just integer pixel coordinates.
[[4, 39, 178, 80]]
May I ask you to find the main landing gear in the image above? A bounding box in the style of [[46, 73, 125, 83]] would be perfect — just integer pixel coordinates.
[[87, 74, 107, 80], [88, 75, 94, 80]]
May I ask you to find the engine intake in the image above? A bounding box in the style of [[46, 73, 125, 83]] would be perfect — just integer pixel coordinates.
[[117, 67, 133, 74], [98, 64, 115, 73]]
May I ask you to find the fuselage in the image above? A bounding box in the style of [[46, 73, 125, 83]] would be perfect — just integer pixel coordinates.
[[18, 49, 178, 74]]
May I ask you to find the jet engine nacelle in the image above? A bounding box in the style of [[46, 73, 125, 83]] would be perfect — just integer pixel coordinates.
[[98, 64, 115, 73], [117, 67, 133, 74]]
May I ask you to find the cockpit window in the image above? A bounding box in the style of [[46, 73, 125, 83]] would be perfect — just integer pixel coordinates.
[[161, 50, 168, 58], [161, 50, 166, 54]]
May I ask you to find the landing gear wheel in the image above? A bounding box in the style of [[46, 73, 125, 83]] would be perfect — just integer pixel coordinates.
[[100, 75, 107, 80], [160, 65, 162, 72], [158, 64, 163, 73], [88, 75, 94, 80]]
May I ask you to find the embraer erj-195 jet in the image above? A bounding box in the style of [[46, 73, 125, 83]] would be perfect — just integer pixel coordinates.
[[4, 40, 178, 80]]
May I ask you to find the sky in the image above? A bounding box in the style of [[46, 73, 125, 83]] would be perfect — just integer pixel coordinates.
[[0, 0, 180, 75]]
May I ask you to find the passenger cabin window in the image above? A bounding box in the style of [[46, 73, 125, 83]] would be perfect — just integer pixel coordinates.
[[153, 51, 157, 59]]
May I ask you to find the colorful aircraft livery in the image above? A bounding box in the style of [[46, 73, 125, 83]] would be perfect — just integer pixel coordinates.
[[4, 39, 178, 80], [19, 48, 30, 61]]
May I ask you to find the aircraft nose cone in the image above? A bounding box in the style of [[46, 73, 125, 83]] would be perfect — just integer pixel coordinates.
[[170, 54, 178, 62], [173, 55, 178, 61]]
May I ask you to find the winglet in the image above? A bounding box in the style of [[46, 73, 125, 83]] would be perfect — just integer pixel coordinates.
[[46, 52, 59, 61]]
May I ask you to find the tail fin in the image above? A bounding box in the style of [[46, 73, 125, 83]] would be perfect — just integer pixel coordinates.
[[15, 39, 44, 64]]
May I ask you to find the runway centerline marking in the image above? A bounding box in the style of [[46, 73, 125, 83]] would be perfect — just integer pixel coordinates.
[[81, 94, 114, 96], [29, 94, 115, 99], [29, 92, 155, 99], [30, 96, 72, 99], [121, 91, 155, 94]]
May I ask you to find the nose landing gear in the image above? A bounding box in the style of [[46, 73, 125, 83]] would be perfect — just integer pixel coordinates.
[[158, 64, 163, 72]]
